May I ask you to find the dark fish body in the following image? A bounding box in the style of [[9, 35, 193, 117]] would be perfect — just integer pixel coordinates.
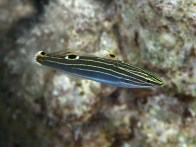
[[35, 51, 163, 88]]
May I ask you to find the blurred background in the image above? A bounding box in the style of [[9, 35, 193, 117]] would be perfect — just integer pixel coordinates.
[[0, 0, 196, 146]]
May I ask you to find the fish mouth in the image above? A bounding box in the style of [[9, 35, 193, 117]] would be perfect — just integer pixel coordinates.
[[34, 51, 45, 64]]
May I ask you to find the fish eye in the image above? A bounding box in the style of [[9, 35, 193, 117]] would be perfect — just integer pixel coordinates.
[[65, 54, 79, 60], [40, 51, 46, 56]]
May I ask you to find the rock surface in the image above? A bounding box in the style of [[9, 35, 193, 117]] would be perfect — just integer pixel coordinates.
[[0, 0, 196, 146]]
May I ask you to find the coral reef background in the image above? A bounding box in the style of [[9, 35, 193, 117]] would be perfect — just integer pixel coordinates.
[[0, 0, 196, 146]]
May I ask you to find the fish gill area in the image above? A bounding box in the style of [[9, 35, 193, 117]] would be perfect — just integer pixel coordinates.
[[0, 0, 196, 146]]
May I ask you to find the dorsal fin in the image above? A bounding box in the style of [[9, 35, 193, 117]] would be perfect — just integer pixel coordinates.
[[94, 49, 119, 60], [46, 49, 97, 57], [47, 49, 70, 56], [105, 50, 117, 59], [46, 48, 120, 60]]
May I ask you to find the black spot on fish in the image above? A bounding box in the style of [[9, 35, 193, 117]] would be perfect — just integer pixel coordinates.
[[40, 51, 46, 56], [109, 53, 116, 58]]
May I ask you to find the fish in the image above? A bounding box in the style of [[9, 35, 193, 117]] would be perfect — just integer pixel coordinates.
[[34, 50, 163, 88]]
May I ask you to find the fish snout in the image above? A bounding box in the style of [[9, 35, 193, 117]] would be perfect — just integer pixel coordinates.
[[35, 51, 46, 63]]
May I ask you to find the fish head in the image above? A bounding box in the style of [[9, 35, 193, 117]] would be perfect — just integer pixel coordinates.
[[34, 50, 81, 65]]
